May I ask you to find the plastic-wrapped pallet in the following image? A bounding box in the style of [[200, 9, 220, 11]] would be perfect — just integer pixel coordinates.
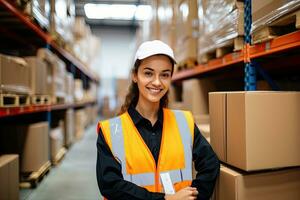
[[157, 0, 176, 50], [175, 0, 199, 63], [198, 0, 244, 63], [251, 0, 300, 43]]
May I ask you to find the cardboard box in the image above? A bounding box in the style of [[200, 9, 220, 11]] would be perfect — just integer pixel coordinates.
[[0, 155, 19, 200], [25, 57, 48, 95], [215, 165, 300, 200], [75, 109, 86, 140], [65, 72, 75, 103], [209, 91, 300, 171], [37, 49, 66, 100], [65, 109, 75, 147], [209, 92, 227, 162], [195, 114, 210, 138], [22, 122, 50, 172], [183, 79, 216, 115], [0, 54, 31, 94], [50, 123, 64, 161]]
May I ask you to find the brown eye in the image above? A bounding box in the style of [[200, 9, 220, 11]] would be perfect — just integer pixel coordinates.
[[161, 73, 170, 78], [144, 71, 153, 77]]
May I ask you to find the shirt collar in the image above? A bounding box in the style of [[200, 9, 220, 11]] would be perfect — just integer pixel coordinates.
[[128, 104, 163, 126]]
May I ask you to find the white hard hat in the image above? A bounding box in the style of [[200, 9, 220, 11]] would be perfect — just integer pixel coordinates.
[[134, 40, 176, 64]]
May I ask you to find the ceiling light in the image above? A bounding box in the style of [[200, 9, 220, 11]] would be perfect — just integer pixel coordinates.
[[84, 3, 152, 21]]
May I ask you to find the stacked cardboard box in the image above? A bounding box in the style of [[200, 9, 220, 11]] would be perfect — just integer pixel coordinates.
[[50, 121, 64, 161], [24, 57, 48, 95], [64, 109, 75, 147], [198, 0, 244, 63], [0, 154, 19, 200], [115, 78, 130, 113], [37, 48, 66, 103], [216, 165, 300, 200], [0, 122, 49, 173], [194, 114, 210, 139], [75, 109, 86, 140], [251, 0, 300, 43], [74, 79, 84, 102], [175, 0, 198, 63], [0, 54, 31, 94], [182, 78, 216, 116], [50, 0, 75, 46], [65, 72, 75, 103], [209, 91, 300, 199]]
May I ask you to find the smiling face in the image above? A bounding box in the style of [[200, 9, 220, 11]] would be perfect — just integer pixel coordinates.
[[132, 55, 173, 106]]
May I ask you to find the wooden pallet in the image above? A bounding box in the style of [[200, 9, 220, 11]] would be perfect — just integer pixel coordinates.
[[176, 57, 198, 72], [30, 95, 51, 105], [52, 96, 65, 104], [252, 9, 300, 44], [20, 161, 51, 188], [52, 147, 67, 166], [0, 93, 30, 107], [199, 36, 244, 64]]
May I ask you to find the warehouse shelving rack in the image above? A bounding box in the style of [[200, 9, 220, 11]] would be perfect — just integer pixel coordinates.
[[172, 0, 300, 91], [0, 0, 99, 118]]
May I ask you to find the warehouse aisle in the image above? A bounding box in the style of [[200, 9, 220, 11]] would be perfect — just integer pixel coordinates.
[[21, 123, 102, 200]]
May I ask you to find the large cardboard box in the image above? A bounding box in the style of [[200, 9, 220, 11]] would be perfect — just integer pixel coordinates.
[[50, 122, 64, 161], [209, 91, 300, 171], [215, 165, 300, 200], [0, 122, 49, 172], [209, 92, 227, 162], [37, 49, 66, 101], [75, 109, 86, 140], [0, 155, 19, 200], [25, 57, 48, 95], [0, 54, 31, 94], [65, 72, 75, 103], [65, 108, 75, 147], [22, 122, 50, 172], [183, 79, 216, 115]]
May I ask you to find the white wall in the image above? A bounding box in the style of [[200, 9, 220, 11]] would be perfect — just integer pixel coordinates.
[[90, 26, 137, 109], [91, 26, 137, 79]]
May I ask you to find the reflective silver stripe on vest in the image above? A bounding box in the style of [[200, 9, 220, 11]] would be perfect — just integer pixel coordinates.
[[172, 110, 193, 181], [131, 172, 155, 186], [109, 116, 155, 186], [109, 117, 131, 182], [168, 169, 182, 183]]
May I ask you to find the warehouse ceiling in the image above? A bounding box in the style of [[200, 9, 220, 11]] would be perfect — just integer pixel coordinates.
[[74, 0, 151, 27]]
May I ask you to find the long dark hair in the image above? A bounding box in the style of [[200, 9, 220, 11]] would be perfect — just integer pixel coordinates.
[[118, 56, 174, 115]]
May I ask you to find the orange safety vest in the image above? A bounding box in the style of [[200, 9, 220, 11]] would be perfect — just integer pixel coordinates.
[[98, 108, 194, 198]]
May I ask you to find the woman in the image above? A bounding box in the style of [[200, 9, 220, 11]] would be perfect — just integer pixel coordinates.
[[96, 40, 220, 200]]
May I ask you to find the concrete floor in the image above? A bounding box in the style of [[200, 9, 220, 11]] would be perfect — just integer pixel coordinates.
[[21, 124, 102, 200]]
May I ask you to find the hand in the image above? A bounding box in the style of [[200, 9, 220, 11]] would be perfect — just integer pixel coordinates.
[[165, 187, 198, 200]]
